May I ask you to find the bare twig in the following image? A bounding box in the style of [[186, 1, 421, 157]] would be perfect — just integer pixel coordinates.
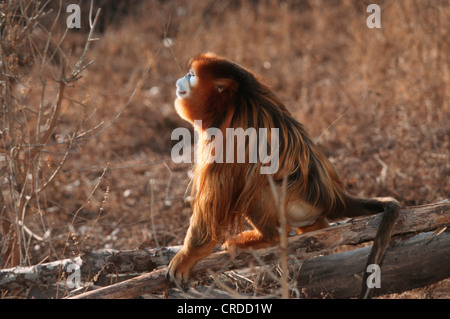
[[149, 179, 160, 248], [267, 175, 289, 298]]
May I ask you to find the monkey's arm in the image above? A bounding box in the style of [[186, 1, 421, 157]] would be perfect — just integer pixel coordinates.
[[166, 214, 219, 285]]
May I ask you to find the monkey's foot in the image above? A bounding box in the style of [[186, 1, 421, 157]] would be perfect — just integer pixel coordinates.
[[222, 230, 276, 251]]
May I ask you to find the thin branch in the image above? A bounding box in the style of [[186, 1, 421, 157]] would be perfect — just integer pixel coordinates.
[[267, 175, 289, 298], [149, 179, 160, 248], [72, 7, 101, 79], [36, 131, 77, 194], [31, 64, 67, 159]]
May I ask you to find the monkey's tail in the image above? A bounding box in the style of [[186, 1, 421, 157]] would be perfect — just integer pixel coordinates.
[[329, 194, 401, 298], [329, 195, 400, 219]]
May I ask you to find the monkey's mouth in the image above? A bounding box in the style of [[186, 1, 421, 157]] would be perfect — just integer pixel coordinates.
[[176, 87, 187, 98], [176, 90, 187, 98]]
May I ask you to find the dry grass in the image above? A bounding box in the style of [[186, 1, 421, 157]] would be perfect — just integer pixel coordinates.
[[0, 0, 449, 298]]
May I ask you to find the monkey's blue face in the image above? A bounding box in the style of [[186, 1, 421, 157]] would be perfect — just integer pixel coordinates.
[[176, 69, 197, 99]]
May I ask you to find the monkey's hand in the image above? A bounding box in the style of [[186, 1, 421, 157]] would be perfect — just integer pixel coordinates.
[[166, 249, 193, 286], [166, 238, 218, 286]]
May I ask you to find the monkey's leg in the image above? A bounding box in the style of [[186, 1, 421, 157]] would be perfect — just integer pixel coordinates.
[[222, 229, 279, 250], [223, 212, 330, 250], [295, 216, 329, 234], [222, 216, 328, 250], [222, 210, 283, 250], [166, 220, 218, 286]]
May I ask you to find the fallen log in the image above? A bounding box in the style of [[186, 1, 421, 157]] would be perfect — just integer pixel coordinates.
[[297, 230, 450, 298], [0, 245, 182, 290], [68, 201, 449, 299]]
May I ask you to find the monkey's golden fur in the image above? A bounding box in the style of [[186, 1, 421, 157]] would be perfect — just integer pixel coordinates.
[[168, 53, 400, 298]]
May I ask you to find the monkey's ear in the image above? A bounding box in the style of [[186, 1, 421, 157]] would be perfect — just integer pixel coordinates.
[[214, 78, 237, 93]]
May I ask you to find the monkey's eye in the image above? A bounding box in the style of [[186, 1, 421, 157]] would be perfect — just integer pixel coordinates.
[[188, 70, 197, 86]]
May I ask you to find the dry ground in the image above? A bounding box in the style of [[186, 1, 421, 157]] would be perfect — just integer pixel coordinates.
[[1, 0, 449, 298]]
